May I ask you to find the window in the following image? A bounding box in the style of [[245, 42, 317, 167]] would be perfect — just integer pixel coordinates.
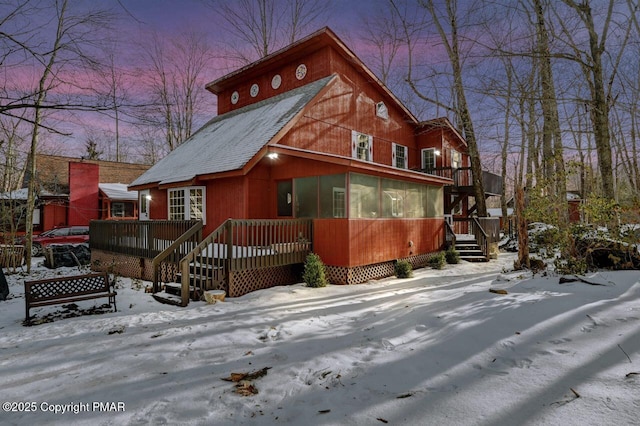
[[382, 179, 405, 217], [111, 202, 135, 218], [319, 174, 346, 218], [422, 148, 436, 172], [349, 173, 379, 218], [332, 188, 346, 218], [168, 186, 205, 223], [451, 149, 461, 169], [351, 131, 372, 162], [294, 177, 318, 218], [392, 143, 408, 169], [376, 101, 389, 119]]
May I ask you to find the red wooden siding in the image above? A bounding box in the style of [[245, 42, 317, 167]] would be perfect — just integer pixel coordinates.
[[314, 218, 444, 267], [68, 162, 99, 226], [217, 47, 333, 115], [282, 75, 415, 167], [205, 177, 247, 235]]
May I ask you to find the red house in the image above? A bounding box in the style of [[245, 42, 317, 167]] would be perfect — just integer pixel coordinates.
[[125, 28, 500, 298]]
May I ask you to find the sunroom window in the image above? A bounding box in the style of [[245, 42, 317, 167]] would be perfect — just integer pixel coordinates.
[[168, 186, 205, 223]]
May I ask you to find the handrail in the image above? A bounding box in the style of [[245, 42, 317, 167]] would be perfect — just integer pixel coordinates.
[[179, 220, 229, 306], [152, 220, 203, 292], [444, 220, 456, 248], [178, 219, 313, 306], [471, 217, 489, 260]]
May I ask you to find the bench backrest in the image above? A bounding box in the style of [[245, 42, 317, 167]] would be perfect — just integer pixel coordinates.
[[25, 272, 110, 303]]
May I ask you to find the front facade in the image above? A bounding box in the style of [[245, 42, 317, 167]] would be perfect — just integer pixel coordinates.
[[130, 28, 487, 284]]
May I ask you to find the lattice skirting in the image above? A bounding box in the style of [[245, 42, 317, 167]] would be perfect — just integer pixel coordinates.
[[228, 264, 302, 298], [91, 250, 156, 281], [326, 252, 434, 285]]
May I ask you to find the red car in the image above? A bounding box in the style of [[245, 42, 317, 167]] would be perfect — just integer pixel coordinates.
[[30, 226, 90, 256]]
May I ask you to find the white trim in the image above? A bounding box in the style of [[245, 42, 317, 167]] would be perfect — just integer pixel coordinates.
[[168, 186, 206, 224], [139, 190, 150, 220], [392, 143, 408, 169], [351, 130, 373, 162], [421, 148, 436, 171]]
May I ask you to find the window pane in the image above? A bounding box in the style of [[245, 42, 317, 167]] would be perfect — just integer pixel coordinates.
[[169, 189, 185, 220], [422, 149, 435, 171], [395, 144, 406, 168], [294, 177, 318, 218], [405, 182, 425, 218], [382, 178, 405, 217], [350, 173, 379, 218], [427, 186, 444, 217], [319, 174, 346, 218], [189, 188, 203, 220]]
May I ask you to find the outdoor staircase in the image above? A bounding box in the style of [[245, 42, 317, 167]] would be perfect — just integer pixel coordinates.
[[454, 234, 489, 262], [152, 260, 225, 306]]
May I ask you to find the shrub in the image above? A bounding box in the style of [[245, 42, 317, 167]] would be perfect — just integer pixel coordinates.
[[303, 253, 328, 288], [395, 259, 413, 278], [445, 246, 460, 264], [429, 251, 446, 269]]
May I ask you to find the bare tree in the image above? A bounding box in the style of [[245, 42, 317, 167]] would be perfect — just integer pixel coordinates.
[[532, 0, 568, 224], [1, 0, 114, 270], [211, 0, 331, 64], [139, 30, 213, 152], [418, 0, 487, 216], [556, 0, 632, 201]]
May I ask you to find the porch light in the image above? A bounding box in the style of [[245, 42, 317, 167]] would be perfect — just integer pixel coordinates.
[[267, 152, 279, 160], [434, 150, 441, 156], [145, 194, 152, 201]]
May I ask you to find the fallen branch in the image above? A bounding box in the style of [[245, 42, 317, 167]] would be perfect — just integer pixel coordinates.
[[618, 344, 632, 363], [559, 276, 606, 286]]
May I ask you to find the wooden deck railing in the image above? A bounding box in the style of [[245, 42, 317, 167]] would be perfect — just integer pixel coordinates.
[[178, 219, 313, 306], [90, 220, 202, 259], [452, 217, 500, 260], [415, 167, 503, 195]]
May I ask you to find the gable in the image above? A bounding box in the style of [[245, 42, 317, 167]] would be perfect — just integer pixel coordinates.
[[131, 76, 334, 188]]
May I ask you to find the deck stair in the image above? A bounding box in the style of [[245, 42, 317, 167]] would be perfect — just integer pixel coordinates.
[[153, 259, 225, 305], [455, 234, 488, 262]]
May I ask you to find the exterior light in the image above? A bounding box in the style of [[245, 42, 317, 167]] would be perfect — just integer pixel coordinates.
[[434, 150, 441, 156], [145, 194, 152, 201], [267, 152, 279, 160]]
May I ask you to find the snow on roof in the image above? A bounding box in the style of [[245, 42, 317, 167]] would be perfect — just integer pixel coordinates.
[[131, 76, 333, 187], [99, 183, 138, 201], [0, 188, 66, 200]]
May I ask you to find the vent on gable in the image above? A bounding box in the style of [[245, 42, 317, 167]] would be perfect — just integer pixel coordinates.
[[376, 101, 388, 120]]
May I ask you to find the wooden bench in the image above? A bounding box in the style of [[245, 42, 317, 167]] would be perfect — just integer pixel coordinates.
[[24, 272, 116, 325]]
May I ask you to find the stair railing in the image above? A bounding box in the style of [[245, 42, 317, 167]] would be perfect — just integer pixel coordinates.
[[179, 220, 230, 306], [444, 220, 456, 248], [469, 218, 489, 260], [151, 220, 203, 293]]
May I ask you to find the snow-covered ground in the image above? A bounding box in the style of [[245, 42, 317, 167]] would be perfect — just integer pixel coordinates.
[[1, 253, 639, 425]]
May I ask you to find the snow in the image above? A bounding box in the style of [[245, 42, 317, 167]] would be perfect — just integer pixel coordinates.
[[2, 253, 639, 425], [98, 184, 138, 201]]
